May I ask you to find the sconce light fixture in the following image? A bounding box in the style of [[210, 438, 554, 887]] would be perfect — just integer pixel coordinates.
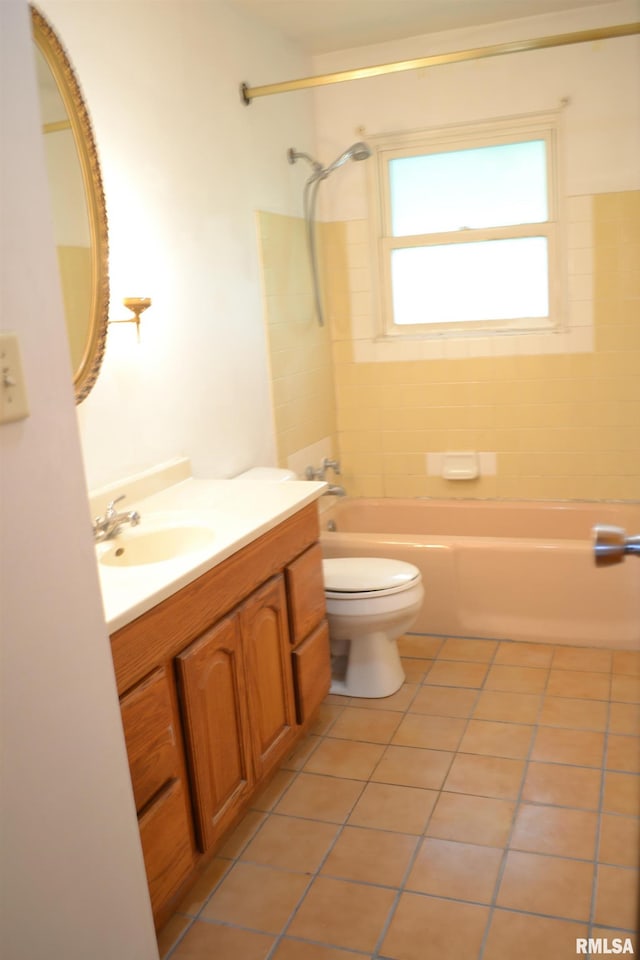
[[109, 297, 152, 339]]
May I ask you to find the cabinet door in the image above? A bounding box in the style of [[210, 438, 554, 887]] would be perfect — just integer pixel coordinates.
[[176, 614, 254, 853], [241, 575, 297, 780]]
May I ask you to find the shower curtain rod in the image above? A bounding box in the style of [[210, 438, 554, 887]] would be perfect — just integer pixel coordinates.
[[240, 22, 639, 104]]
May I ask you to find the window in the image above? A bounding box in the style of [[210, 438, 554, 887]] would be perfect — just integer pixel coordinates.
[[370, 114, 562, 338]]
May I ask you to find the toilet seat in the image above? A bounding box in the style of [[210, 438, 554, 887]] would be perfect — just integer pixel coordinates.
[[323, 557, 421, 600]]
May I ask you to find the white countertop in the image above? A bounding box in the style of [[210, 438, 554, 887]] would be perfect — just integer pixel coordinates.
[[95, 476, 326, 633]]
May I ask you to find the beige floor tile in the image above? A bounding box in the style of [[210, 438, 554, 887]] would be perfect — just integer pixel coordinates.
[[538, 695, 608, 731], [594, 864, 640, 930], [372, 744, 453, 790], [271, 941, 363, 960], [218, 810, 267, 858], [438, 637, 498, 662], [309, 703, 344, 737], [391, 713, 466, 751], [400, 657, 433, 682], [497, 850, 594, 921], [494, 642, 555, 668], [397, 635, 443, 659], [380, 892, 489, 960], [547, 668, 611, 701], [409, 684, 478, 718], [483, 910, 588, 960], [531, 726, 605, 767], [472, 690, 541, 724], [522, 762, 602, 810], [443, 753, 525, 799], [603, 771, 640, 816], [320, 825, 419, 886], [609, 702, 640, 736], [250, 769, 297, 812], [426, 792, 516, 847], [611, 674, 640, 704], [274, 772, 364, 823], [169, 921, 274, 960], [459, 719, 534, 759], [352, 682, 419, 712], [484, 664, 549, 694], [329, 706, 404, 744], [286, 876, 396, 953], [348, 781, 438, 834], [552, 646, 613, 673], [599, 814, 640, 868], [607, 734, 640, 773], [424, 659, 489, 688], [613, 651, 640, 676], [200, 862, 309, 933], [280, 734, 322, 771], [406, 837, 503, 902], [173, 857, 230, 916], [510, 803, 598, 859], [303, 737, 385, 780], [240, 814, 338, 873], [157, 914, 191, 960]]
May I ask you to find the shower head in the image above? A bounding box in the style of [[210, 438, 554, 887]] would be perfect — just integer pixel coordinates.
[[287, 141, 371, 181], [323, 141, 371, 176]]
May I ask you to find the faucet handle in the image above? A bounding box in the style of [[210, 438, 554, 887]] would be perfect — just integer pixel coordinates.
[[322, 457, 341, 475], [105, 494, 126, 517]]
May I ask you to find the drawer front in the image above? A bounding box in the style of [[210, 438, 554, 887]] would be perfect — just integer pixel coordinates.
[[120, 667, 178, 812], [286, 543, 326, 646], [138, 778, 194, 920], [291, 620, 331, 724]]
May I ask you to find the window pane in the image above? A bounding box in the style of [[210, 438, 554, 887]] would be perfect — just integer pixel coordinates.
[[389, 140, 547, 236], [391, 237, 549, 325]]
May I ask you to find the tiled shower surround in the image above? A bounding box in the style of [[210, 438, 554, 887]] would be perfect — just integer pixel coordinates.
[[158, 635, 640, 960], [261, 190, 640, 501]]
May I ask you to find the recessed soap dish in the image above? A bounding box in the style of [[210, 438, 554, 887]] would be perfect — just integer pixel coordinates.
[[441, 452, 479, 480]]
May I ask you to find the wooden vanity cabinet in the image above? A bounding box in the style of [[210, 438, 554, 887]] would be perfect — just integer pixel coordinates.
[[110, 502, 330, 929]]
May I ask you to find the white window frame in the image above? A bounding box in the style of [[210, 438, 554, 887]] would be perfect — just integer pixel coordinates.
[[368, 111, 565, 340]]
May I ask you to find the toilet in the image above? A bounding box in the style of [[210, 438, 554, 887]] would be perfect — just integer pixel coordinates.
[[234, 467, 424, 699], [323, 557, 424, 698]]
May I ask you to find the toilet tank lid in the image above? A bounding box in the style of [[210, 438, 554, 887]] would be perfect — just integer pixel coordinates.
[[234, 467, 297, 481], [322, 557, 420, 593]]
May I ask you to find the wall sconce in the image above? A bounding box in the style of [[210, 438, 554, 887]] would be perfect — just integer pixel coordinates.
[[109, 297, 152, 340]]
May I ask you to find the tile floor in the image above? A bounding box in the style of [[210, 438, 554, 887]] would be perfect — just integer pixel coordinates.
[[159, 636, 640, 960]]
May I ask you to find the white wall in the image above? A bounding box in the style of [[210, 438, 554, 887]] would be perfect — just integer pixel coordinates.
[[39, 0, 317, 491], [311, 0, 640, 222], [0, 2, 159, 958]]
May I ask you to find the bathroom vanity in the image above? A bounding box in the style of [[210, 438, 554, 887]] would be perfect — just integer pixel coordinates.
[[96, 468, 330, 929]]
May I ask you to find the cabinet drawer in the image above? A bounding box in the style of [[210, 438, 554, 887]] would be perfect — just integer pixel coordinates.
[[138, 778, 194, 920], [120, 667, 178, 812], [286, 543, 326, 646], [291, 620, 331, 724]]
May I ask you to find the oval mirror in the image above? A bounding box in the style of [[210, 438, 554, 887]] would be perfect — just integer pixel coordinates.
[[31, 5, 109, 404]]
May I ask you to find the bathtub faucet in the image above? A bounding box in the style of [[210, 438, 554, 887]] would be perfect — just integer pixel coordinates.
[[324, 483, 347, 497], [305, 457, 341, 481]]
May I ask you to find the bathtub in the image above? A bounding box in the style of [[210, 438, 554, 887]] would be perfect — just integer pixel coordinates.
[[319, 498, 640, 650]]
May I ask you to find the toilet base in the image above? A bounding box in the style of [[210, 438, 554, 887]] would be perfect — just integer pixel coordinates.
[[329, 631, 405, 699]]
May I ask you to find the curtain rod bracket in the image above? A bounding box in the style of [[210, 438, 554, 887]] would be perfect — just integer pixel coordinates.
[[240, 82, 251, 106]]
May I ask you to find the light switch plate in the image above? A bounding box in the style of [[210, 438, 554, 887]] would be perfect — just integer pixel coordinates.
[[0, 332, 30, 423]]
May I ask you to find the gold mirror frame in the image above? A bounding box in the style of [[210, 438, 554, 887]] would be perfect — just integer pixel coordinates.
[[31, 5, 109, 404]]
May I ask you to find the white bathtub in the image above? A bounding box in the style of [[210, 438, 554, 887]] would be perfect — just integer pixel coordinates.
[[319, 498, 640, 650]]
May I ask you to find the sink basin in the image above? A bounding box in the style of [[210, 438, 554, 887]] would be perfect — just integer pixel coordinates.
[[98, 523, 215, 567]]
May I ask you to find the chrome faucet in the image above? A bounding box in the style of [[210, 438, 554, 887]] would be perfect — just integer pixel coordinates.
[[305, 457, 342, 481], [93, 495, 141, 542]]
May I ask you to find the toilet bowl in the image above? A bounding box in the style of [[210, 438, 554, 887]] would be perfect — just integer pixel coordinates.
[[323, 557, 424, 699]]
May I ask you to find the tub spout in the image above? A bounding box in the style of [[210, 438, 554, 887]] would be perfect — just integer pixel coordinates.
[[593, 525, 640, 565], [324, 483, 347, 497]]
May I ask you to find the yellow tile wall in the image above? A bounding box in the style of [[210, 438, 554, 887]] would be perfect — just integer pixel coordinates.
[[323, 191, 640, 501], [257, 211, 338, 465]]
